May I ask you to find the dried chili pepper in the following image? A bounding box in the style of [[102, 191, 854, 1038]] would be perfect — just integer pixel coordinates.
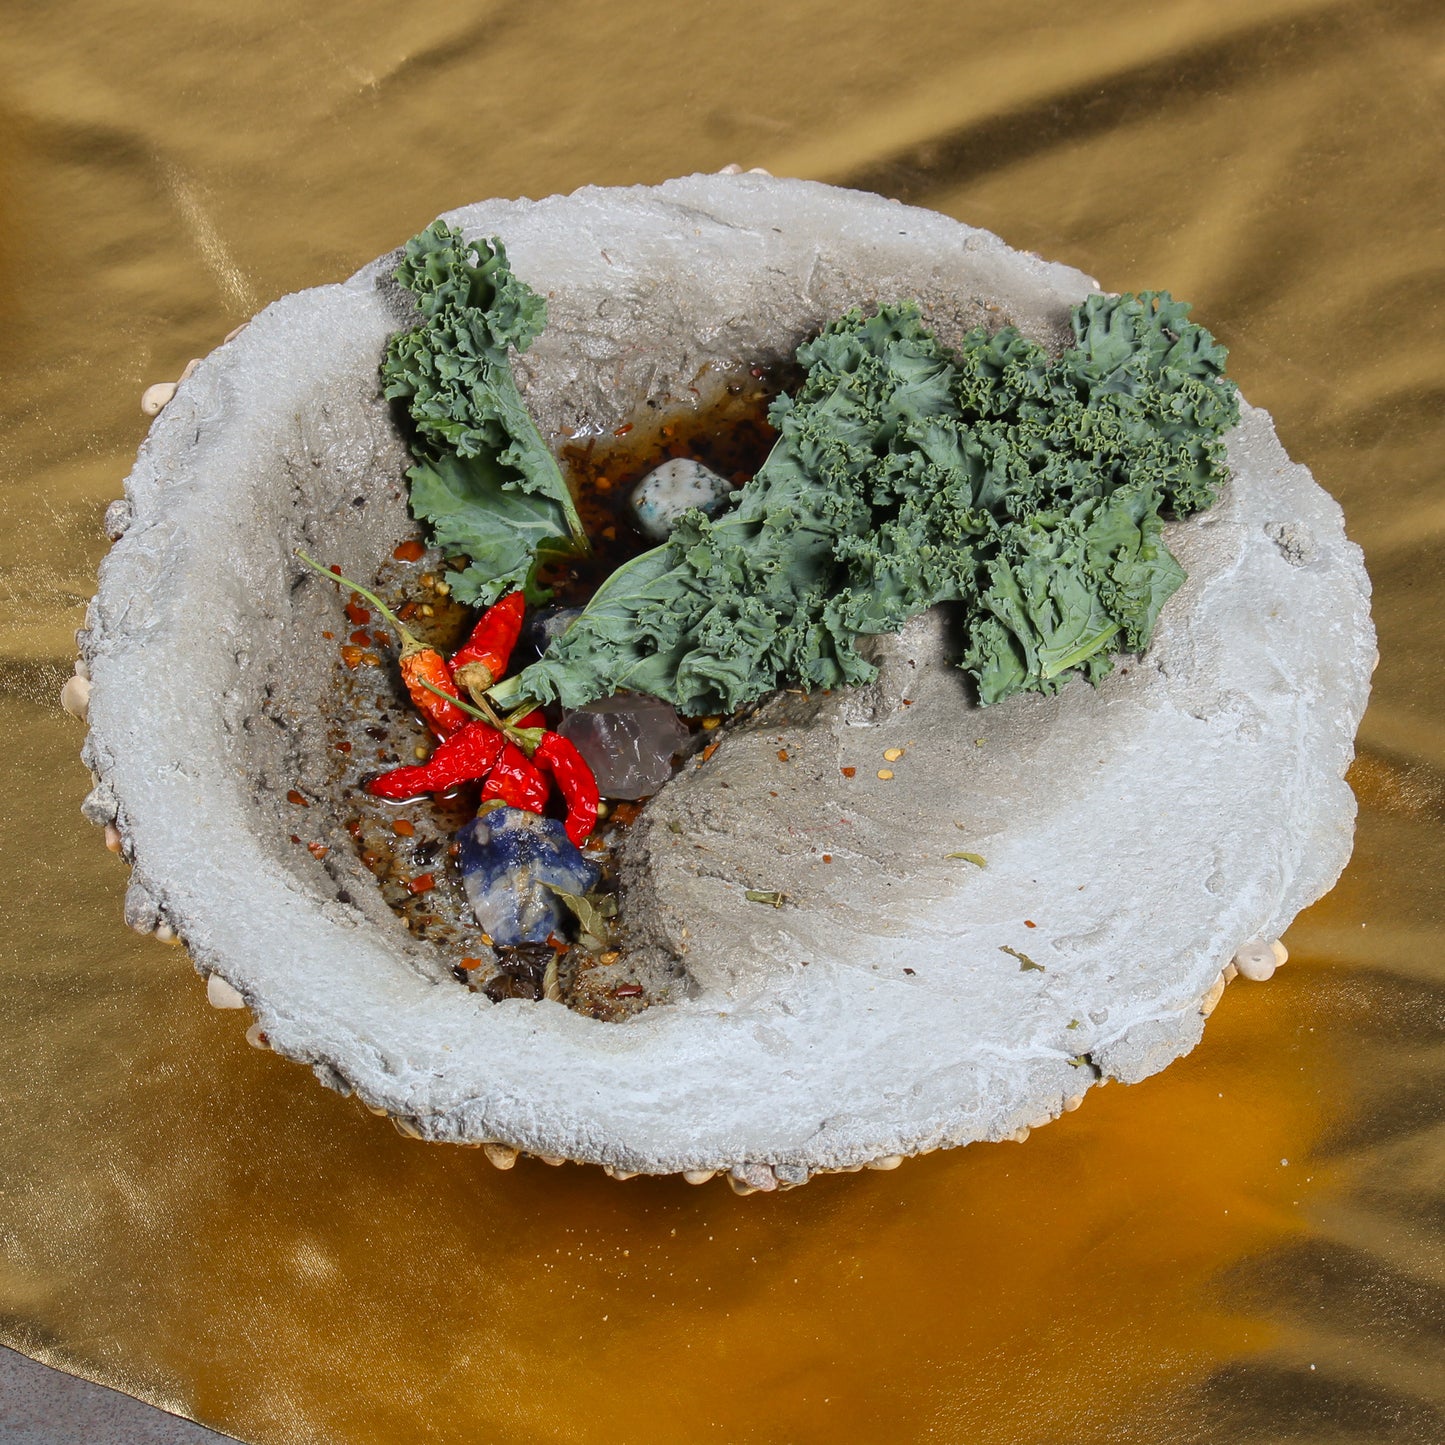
[[450, 591, 526, 702], [532, 732, 599, 846], [480, 742, 550, 812], [297, 552, 468, 738], [366, 721, 504, 801]]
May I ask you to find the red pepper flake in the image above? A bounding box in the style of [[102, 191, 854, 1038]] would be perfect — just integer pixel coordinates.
[[777, 748, 789, 762], [1024, 919, 1037, 929], [349, 629, 372, 646], [345, 819, 362, 839], [392, 819, 415, 837], [286, 789, 308, 806], [339, 644, 364, 669], [615, 984, 644, 998], [329, 565, 343, 576], [307, 842, 329, 859], [700, 741, 720, 764], [840, 766, 857, 778], [361, 651, 382, 668], [407, 873, 436, 895], [822, 854, 833, 863], [448, 842, 461, 857], [289, 833, 301, 844], [335, 740, 352, 753], [397, 601, 418, 621], [392, 539, 426, 562], [612, 423, 633, 437], [459, 956, 482, 969], [321, 630, 334, 640], [344, 599, 370, 626], [902, 699, 914, 706]]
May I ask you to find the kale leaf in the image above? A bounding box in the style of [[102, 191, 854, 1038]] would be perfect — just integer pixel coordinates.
[[382, 221, 587, 605], [505, 291, 1237, 716]]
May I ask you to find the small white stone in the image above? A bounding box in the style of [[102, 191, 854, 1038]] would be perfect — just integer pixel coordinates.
[[483, 1143, 518, 1170], [631, 458, 734, 541], [1233, 940, 1278, 981], [604, 1165, 638, 1180], [1271, 940, 1289, 968], [717, 163, 744, 175], [206, 972, 246, 1009], [178, 358, 202, 383], [141, 381, 177, 416], [103, 823, 122, 853], [535, 1153, 565, 1167], [392, 1116, 424, 1139], [223, 322, 249, 343], [683, 1169, 715, 1184], [1063, 1094, 1084, 1112], [1009, 1126, 1031, 1143], [59, 674, 90, 721], [1223, 962, 1239, 982], [154, 921, 178, 945], [245, 1022, 269, 1049], [867, 1155, 903, 1170], [73, 657, 89, 681], [1200, 973, 1228, 1017], [727, 1176, 758, 1195]]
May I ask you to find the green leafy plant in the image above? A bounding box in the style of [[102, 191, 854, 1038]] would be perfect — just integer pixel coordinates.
[[500, 291, 1238, 714], [382, 222, 588, 605]]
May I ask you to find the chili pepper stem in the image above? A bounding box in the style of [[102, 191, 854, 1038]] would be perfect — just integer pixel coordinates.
[[414, 676, 544, 753], [295, 550, 425, 653]]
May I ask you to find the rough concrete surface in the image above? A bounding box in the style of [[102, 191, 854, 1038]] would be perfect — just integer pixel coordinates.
[[0, 1347, 232, 1443], [78, 175, 1375, 1182]]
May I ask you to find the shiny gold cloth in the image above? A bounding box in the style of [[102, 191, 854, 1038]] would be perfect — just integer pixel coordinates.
[[1, 2, 1442, 1440]]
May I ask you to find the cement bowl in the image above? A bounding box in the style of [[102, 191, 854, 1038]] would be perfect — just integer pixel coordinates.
[[76, 175, 1374, 1189]]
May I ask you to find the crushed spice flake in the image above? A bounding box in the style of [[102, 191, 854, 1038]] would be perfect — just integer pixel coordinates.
[[392, 819, 416, 837], [392, 539, 426, 562], [407, 873, 436, 895], [286, 790, 308, 806], [307, 842, 329, 859], [840, 766, 856, 778]]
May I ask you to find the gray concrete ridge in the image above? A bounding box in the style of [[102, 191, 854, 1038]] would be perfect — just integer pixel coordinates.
[[77, 176, 1374, 1186]]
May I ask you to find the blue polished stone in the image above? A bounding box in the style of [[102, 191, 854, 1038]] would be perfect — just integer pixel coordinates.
[[456, 806, 601, 946]]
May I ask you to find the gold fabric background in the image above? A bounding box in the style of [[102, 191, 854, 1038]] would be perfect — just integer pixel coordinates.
[[1, 2, 1442, 1440]]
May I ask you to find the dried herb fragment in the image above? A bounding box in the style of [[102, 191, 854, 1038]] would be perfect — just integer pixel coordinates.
[[945, 851, 988, 867], [745, 890, 789, 908], [1000, 944, 1045, 972]]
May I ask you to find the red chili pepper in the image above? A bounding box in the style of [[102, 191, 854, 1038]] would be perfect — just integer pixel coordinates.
[[400, 648, 469, 738], [366, 721, 505, 801], [532, 732, 599, 846], [450, 591, 526, 702], [480, 743, 550, 812], [297, 552, 468, 738]]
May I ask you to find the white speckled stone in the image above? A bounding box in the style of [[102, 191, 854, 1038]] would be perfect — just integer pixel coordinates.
[[79, 175, 1373, 1176], [631, 458, 734, 540]]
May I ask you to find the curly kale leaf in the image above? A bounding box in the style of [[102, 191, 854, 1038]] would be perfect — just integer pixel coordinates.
[[382, 221, 586, 605], [507, 290, 1238, 715]]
